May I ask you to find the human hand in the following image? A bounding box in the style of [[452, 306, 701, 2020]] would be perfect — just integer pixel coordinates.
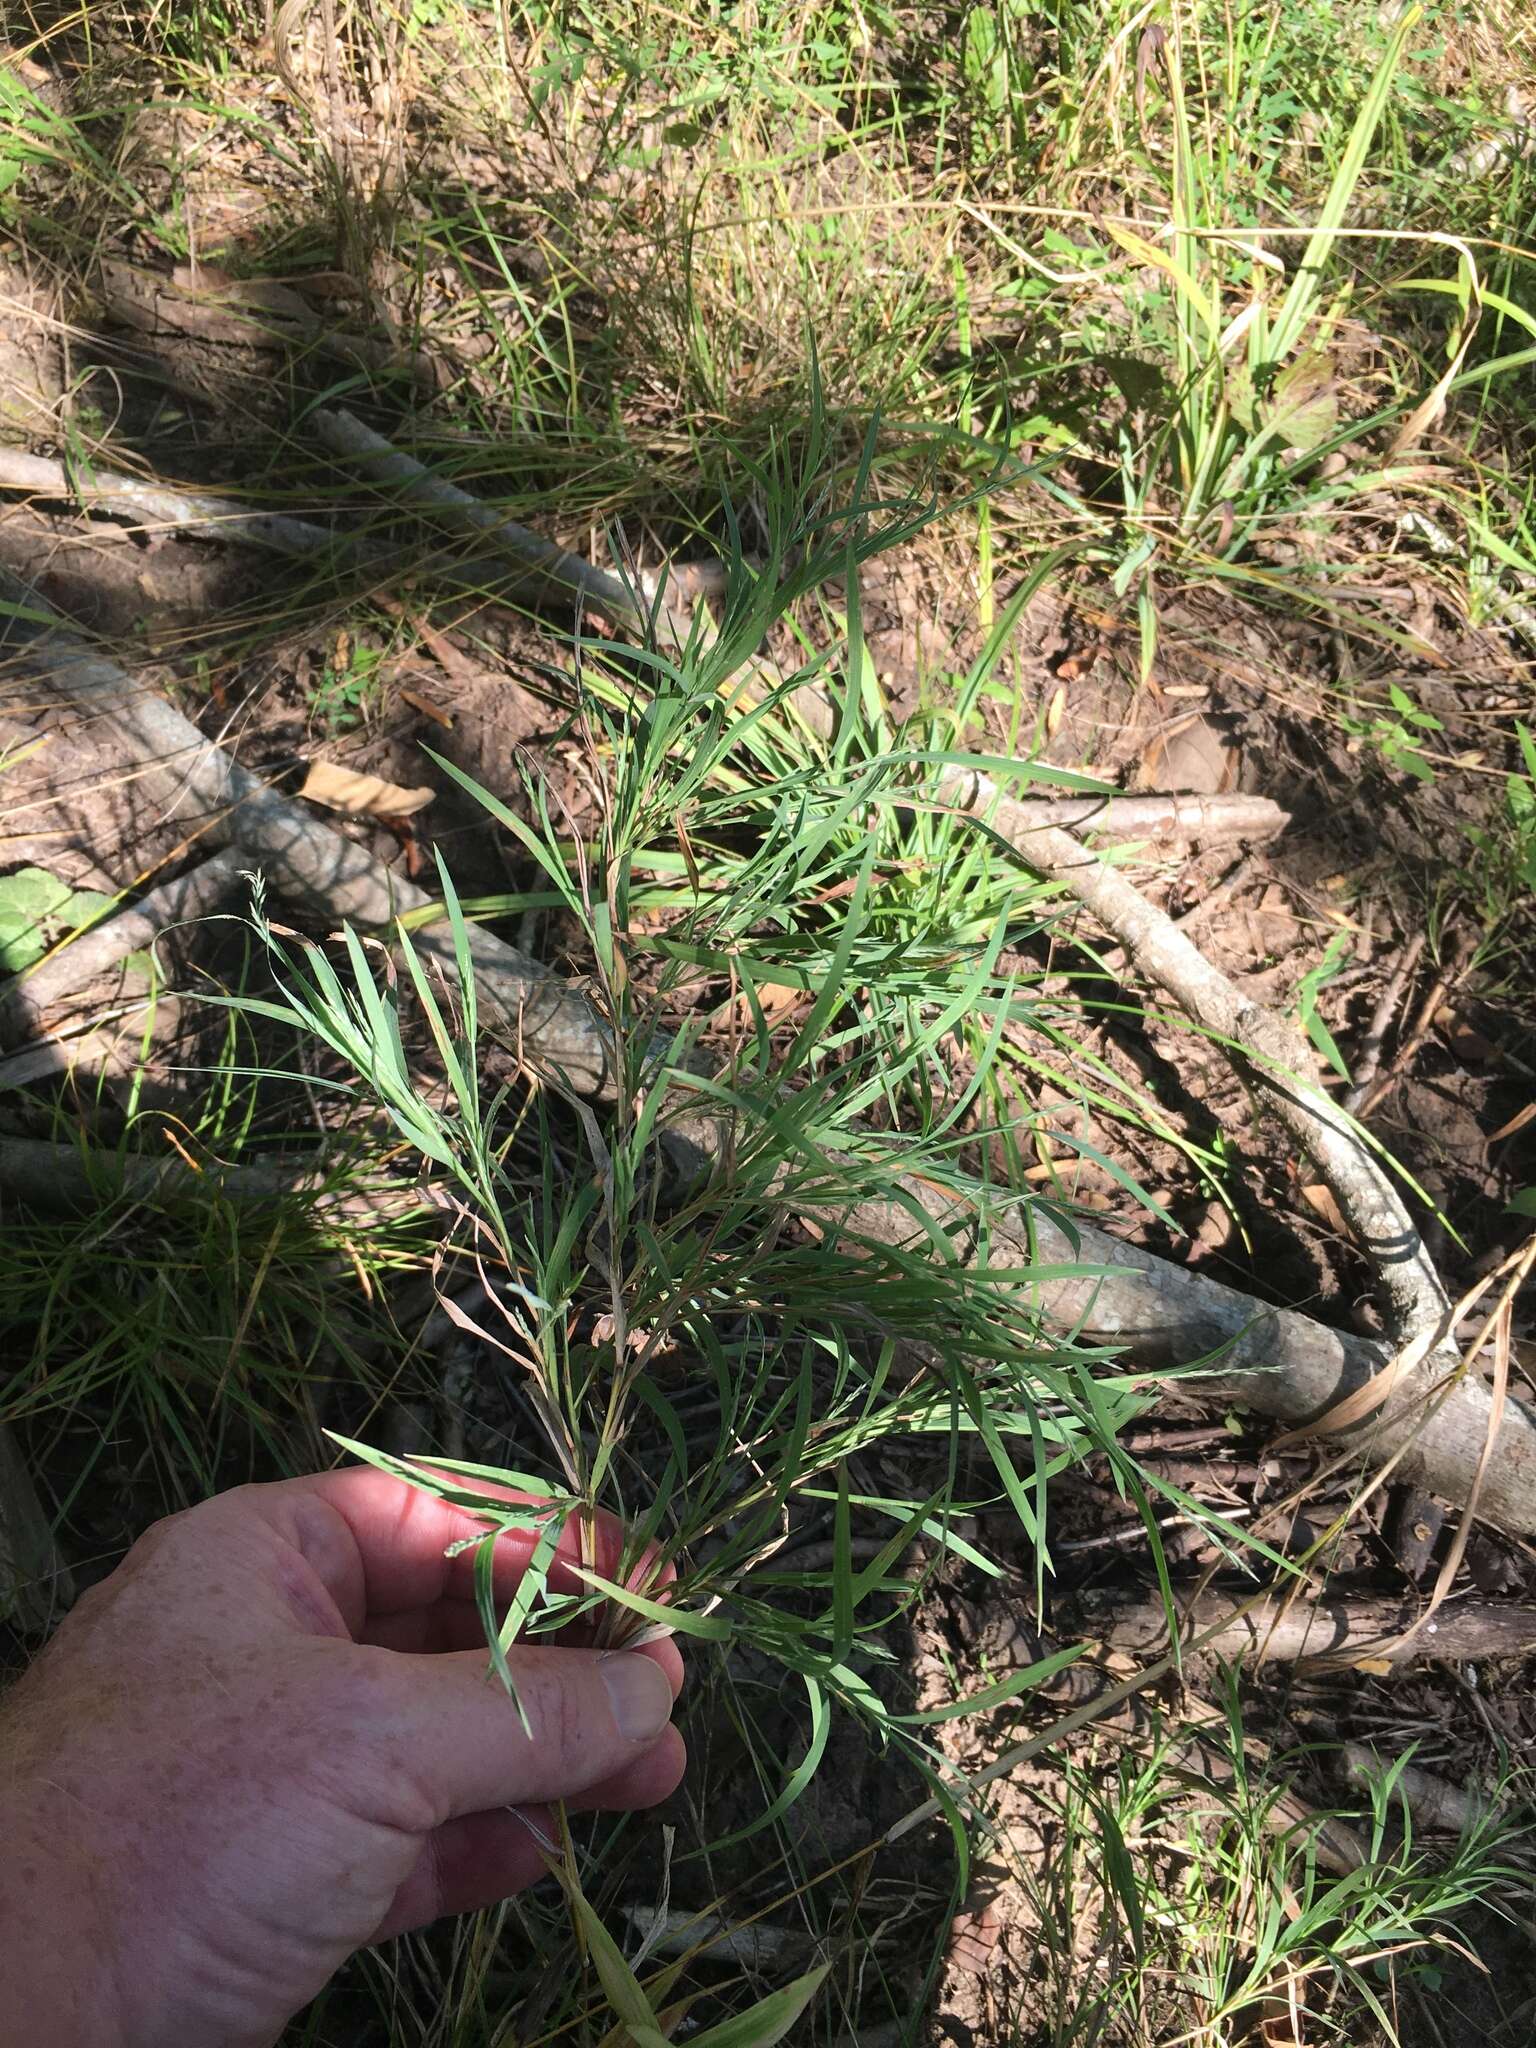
[[0, 1469, 685, 2048]]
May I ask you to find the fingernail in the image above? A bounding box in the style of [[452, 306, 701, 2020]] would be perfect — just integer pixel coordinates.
[[600, 1653, 672, 1741]]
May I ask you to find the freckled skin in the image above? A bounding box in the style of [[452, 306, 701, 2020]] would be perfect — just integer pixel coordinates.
[[0, 1472, 685, 2048]]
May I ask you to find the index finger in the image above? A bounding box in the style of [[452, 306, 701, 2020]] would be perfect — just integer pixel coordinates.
[[256, 1466, 658, 1639]]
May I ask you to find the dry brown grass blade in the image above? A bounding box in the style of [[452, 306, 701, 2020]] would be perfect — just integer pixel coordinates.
[[1349, 1238, 1533, 1669], [1271, 1235, 1533, 1445]]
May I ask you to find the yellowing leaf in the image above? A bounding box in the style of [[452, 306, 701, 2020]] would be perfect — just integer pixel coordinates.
[[672, 1963, 831, 2048], [551, 1862, 663, 2038], [300, 761, 434, 818]]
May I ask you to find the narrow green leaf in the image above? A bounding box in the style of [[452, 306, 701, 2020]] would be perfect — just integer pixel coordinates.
[[564, 1562, 733, 1640], [677, 1963, 831, 2048], [558, 1865, 663, 2036], [898, 1645, 1085, 1725]]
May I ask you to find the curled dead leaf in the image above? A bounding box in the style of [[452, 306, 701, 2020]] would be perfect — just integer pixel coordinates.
[[300, 760, 434, 818]]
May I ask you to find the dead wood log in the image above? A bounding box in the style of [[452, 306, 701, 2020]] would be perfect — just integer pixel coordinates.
[[0, 1007, 186, 1094], [0, 1134, 427, 1227], [1085, 1586, 1536, 1667], [0, 847, 245, 1039], [833, 1183, 1536, 1536], [96, 260, 436, 389], [0, 448, 517, 599], [1340, 1744, 1504, 1834]]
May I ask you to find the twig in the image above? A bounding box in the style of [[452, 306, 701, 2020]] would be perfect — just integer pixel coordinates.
[[1171, 852, 1257, 939], [1344, 930, 1425, 1115], [1355, 941, 1465, 1120], [310, 408, 645, 630]]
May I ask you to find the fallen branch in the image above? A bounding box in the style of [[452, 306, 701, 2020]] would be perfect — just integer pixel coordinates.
[[310, 408, 645, 631], [977, 799, 1449, 1348], [1, 847, 246, 1038], [0, 1004, 186, 1095], [0, 573, 616, 1096], [0, 1134, 428, 1227], [833, 1181, 1536, 1534], [1340, 1743, 1504, 1835], [934, 772, 1286, 852], [0, 447, 355, 562], [1082, 1586, 1536, 1667]]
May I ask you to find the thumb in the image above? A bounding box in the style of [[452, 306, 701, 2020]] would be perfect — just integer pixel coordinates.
[[341, 1644, 677, 1823]]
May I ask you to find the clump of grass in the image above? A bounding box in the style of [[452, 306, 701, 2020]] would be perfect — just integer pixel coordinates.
[[9, 0, 1534, 676], [1013, 1684, 1530, 2048], [0, 1002, 430, 1515]]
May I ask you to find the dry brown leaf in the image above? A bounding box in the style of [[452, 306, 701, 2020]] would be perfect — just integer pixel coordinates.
[[1299, 1182, 1350, 1237], [1044, 683, 1066, 738], [713, 982, 801, 1030], [300, 760, 434, 818], [1489, 1101, 1536, 1143], [398, 683, 455, 729]]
